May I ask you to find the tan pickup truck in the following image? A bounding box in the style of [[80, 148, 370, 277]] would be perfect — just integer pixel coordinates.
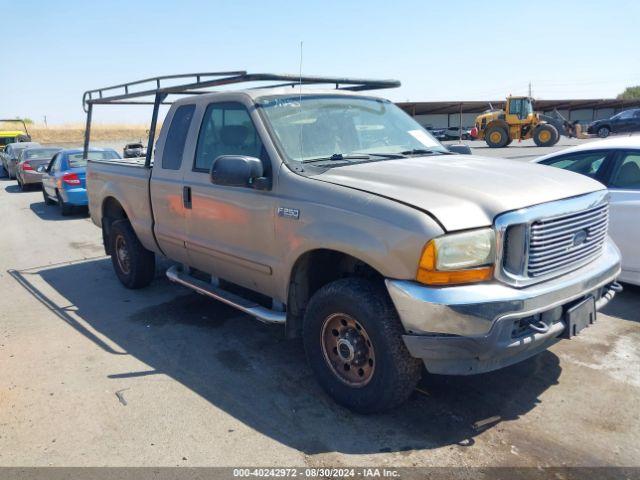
[[85, 73, 621, 413]]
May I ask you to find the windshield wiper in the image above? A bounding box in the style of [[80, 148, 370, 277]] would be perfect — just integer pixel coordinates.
[[399, 148, 449, 156], [352, 152, 406, 159], [301, 153, 370, 164]]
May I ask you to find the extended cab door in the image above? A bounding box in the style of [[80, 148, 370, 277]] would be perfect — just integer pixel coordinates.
[[182, 99, 278, 297], [150, 103, 197, 265]]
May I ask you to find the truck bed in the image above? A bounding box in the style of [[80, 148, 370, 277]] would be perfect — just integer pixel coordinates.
[[87, 158, 158, 254]]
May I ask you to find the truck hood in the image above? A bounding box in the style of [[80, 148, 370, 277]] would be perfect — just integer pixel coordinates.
[[318, 154, 606, 231]]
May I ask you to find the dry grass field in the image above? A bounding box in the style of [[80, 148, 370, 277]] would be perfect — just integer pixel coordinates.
[[1, 122, 150, 144]]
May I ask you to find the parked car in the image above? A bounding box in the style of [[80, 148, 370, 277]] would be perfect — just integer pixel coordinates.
[[444, 126, 473, 140], [533, 136, 640, 286], [1, 142, 41, 178], [41, 148, 120, 215], [425, 126, 447, 140], [123, 142, 147, 158], [587, 109, 640, 138], [86, 73, 620, 413], [16, 147, 62, 190]]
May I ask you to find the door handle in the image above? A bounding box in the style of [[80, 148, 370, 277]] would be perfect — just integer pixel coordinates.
[[183, 186, 192, 209]]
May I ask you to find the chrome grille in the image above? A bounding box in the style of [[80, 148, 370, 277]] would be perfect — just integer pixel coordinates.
[[527, 203, 609, 277]]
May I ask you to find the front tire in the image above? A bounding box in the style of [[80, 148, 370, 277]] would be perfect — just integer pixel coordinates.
[[109, 219, 156, 289], [597, 126, 610, 138], [303, 278, 421, 413], [42, 186, 55, 205], [533, 124, 559, 147]]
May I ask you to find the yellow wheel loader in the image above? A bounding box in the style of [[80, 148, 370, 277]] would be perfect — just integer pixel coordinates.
[[471, 96, 586, 148]]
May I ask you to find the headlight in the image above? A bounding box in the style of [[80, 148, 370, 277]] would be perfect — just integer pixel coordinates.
[[416, 228, 495, 285]]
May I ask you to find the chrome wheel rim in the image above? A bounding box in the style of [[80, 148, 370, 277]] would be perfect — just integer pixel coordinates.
[[115, 235, 131, 275], [320, 313, 375, 387]]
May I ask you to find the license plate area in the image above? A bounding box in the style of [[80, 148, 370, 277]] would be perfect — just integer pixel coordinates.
[[561, 296, 596, 339]]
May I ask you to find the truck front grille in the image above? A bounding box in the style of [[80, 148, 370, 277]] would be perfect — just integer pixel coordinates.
[[527, 203, 608, 277], [495, 191, 610, 287]]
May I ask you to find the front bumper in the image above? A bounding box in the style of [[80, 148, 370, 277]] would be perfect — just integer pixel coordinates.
[[386, 239, 621, 375]]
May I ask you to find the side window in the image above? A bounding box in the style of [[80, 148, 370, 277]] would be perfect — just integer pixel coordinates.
[[508, 99, 520, 115], [48, 154, 58, 172], [53, 156, 63, 173], [540, 151, 608, 179], [634, 110, 640, 119], [162, 104, 195, 170], [609, 152, 640, 190], [194, 102, 264, 172]]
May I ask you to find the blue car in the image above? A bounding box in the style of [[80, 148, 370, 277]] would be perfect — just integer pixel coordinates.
[[41, 148, 120, 215]]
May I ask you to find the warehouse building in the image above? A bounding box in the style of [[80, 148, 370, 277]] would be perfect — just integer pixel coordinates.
[[397, 98, 640, 129]]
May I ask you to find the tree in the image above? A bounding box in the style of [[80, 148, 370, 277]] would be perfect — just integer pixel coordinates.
[[617, 86, 640, 100]]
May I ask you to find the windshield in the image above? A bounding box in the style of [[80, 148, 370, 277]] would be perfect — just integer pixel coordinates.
[[68, 150, 120, 168], [24, 148, 61, 160], [258, 95, 447, 164]]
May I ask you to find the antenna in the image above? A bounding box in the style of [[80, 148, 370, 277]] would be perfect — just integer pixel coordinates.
[[298, 41, 304, 162]]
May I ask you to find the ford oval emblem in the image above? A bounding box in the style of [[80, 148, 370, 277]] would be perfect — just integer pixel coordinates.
[[572, 229, 588, 246]]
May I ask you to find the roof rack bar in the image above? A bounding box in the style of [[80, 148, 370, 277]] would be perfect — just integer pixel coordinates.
[[83, 71, 400, 111], [82, 71, 400, 165]]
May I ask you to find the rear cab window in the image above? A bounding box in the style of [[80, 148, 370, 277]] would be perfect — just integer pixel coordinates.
[[162, 104, 196, 170]]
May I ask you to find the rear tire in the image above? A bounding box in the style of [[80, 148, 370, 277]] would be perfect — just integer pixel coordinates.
[[303, 278, 422, 413], [484, 125, 510, 148], [533, 124, 559, 147], [57, 191, 73, 216], [109, 219, 156, 289], [597, 126, 610, 138]]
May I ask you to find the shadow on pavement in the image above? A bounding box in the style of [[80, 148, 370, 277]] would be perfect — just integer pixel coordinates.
[[9, 257, 562, 455], [29, 201, 89, 221], [601, 283, 640, 323]]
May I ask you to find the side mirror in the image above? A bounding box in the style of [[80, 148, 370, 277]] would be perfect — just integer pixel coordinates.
[[446, 144, 472, 155], [210, 155, 267, 189]]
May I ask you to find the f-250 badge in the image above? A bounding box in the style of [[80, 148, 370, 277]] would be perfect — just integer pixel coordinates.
[[277, 207, 300, 220]]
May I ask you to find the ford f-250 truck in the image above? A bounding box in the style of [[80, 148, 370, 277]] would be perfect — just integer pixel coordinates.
[[84, 72, 621, 413]]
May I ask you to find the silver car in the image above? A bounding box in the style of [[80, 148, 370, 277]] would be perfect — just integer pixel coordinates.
[[15, 147, 62, 190], [534, 136, 640, 286], [1, 142, 41, 179]]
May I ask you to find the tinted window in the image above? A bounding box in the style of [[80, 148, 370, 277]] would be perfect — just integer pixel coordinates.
[[194, 102, 263, 172], [162, 104, 195, 170], [540, 151, 608, 179], [614, 110, 634, 120], [609, 153, 640, 190]]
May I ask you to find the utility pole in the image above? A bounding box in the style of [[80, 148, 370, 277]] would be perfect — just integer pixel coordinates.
[[43, 115, 48, 128]]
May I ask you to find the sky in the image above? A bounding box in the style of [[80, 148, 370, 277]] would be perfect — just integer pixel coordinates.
[[1, 0, 639, 125]]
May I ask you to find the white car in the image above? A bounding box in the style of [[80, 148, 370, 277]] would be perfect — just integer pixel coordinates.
[[533, 136, 640, 286]]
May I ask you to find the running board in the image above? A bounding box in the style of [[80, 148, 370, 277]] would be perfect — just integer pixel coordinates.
[[166, 265, 286, 324]]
